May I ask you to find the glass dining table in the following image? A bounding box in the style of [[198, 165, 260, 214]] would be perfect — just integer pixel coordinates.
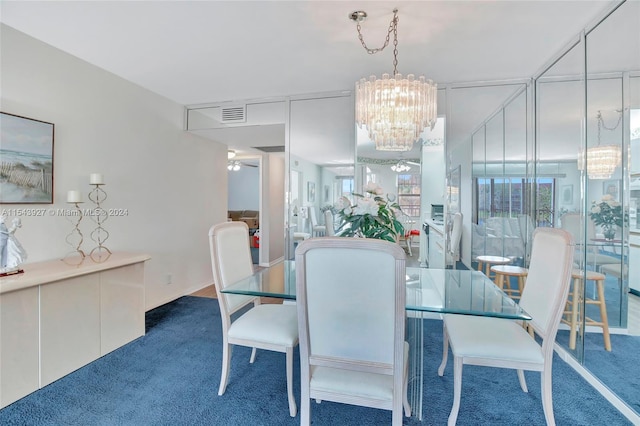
[[221, 261, 531, 421]]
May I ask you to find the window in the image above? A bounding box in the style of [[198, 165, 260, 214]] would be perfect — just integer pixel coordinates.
[[397, 174, 421, 217]]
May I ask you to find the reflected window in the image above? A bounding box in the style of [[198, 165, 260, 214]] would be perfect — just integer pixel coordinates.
[[336, 176, 354, 199], [475, 177, 555, 226], [398, 174, 421, 217]]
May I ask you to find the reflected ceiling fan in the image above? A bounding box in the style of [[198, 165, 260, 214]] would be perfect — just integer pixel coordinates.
[[227, 160, 258, 171]]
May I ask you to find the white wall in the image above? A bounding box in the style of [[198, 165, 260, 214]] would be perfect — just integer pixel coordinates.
[[228, 165, 259, 210], [1, 25, 227, 310]]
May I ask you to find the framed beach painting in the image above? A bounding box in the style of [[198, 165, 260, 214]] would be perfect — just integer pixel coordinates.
[[0, 112, 54, 203]]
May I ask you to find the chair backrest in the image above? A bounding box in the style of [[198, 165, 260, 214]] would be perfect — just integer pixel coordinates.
[[519, 228, 574, 347], [560, 213, 597, 245], [447, 212, 463, 263], [208, 222, 257, 320], [295, 237, 406, 375], [324, 210, 335, 236], [309, 207, 318, 227]]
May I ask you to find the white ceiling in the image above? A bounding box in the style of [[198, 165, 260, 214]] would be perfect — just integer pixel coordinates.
[[0, 0, 613, 159]]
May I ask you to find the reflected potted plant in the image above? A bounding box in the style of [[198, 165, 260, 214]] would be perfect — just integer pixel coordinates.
[[589, 194, 627, 240], [334, 182, 404, 242]]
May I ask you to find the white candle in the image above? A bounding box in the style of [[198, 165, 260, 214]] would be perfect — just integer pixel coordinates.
[[67, 190, 82, 203], [89, 173, 104, 185]]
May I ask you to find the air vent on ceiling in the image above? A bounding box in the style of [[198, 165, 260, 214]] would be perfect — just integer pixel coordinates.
[[221, 105, 246, 123], [253, 146, 285, 153]]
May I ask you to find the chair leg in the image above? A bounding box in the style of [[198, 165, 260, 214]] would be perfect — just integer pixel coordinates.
[[596, 279, 612, 351], [568, 278, 580, 350], [249, 347, 257, 363], [438, 323, 449, 376], [218, 342, 232, 395], [517, 369, 528, 393], [448, 356, 463, 426], [541, 368, 556, 426], [286, 347, 297, 417], [301, 385, 310, 426], [403, 361, 411, 417]]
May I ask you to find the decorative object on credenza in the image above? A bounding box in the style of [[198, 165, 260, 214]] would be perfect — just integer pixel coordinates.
[[0, 112, 55, 203], [88, 173, 111, 263], [0, 215, 27, 276], [62, 190, 86, 265]]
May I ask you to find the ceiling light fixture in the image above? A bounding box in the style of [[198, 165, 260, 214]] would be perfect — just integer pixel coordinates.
[[228, 150, 236, 159], [578, 110, 622, 179], [351, 8, 437, 152], [227, 160, 241, 171], [390, 160, 411, 173]]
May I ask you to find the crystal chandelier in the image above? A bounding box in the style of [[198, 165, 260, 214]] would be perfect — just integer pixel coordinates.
[[577, 110, 622, 179], [390, 160, 411, 173], [227, 160, 240, 171], [351, 9, 437, 152]]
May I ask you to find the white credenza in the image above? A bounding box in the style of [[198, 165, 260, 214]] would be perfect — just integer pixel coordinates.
[[0, 252, 150, 408]]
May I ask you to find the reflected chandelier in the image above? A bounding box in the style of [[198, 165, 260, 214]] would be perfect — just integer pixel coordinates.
[[391, 160, 411, 173], [578, 110, 622, 179], [351, 9, 437, 152]]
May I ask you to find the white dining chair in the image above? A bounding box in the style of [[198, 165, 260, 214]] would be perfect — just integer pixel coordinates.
[[295, 237, 411, 426], [208, 221, 299, 417], [309, 207, 326, 236], [438, 227, 574, 426], [561, 213, 617, 270], [446, 212, 463, 268], [323, 209, 335, 236]]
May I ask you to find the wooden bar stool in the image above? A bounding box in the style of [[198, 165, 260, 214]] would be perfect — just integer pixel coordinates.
[[475, 255, 511, 280], [491, 265, 528, 300], [562, 270, 611, 351]]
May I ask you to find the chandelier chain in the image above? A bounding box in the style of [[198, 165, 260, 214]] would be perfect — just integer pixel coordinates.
[[355, 9, 399, 76], [596, 110, 623, 146]]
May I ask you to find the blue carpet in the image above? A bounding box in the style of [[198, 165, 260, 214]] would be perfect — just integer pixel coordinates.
[[0, 296, 631, 425], [557, 330, 640, 414]]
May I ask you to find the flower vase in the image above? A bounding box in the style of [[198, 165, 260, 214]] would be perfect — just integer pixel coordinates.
[[603, 225, 616, 241]]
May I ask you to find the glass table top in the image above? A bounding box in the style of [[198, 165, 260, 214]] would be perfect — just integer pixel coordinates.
[[221, 261, 531, 320]]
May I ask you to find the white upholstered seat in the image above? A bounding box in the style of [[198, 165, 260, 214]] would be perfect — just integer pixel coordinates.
[[209, 221, 299, 417], [438, 227, 574, 426], [295, 237, 411, 426]]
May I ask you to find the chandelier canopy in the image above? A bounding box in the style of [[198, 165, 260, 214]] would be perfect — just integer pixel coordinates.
[[351, 9, 437, 152], [577, 110, 622, 179]]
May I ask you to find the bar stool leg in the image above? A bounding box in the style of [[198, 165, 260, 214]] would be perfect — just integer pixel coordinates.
[[494, 273, 504, 291], [595, 278, 611, 351], [517, 276, 526, 298], [569, 278, 581, 350]]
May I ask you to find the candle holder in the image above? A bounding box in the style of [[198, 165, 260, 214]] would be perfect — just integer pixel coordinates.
[[88, 183, 111, 263], [62, 202, 86, 266]]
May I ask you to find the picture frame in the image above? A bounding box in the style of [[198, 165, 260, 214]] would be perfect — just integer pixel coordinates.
[[561, 184, 573, 205], [307, 181, 315, 203], [603, 180, 619, 201], [0, 112, 54, 203], [323, 185, 330, 203]]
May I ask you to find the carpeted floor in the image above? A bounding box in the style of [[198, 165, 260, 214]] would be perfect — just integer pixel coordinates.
[[0, 296, 632, 425]]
